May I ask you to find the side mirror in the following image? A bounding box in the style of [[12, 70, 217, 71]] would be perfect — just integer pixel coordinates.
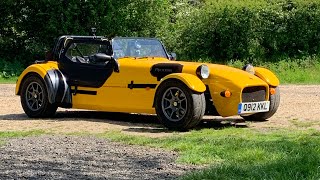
[[90, 53, 120, 73], [91, 53, 113, 63], [169, 53, 177, 61]]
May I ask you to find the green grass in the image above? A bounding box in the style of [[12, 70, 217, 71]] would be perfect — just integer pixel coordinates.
[[0, 76, 18, 83], [99, 128, 320, 179], [268, 59, 320, 84], [226, 56, 320, 84], [0, 128, 319, 179], [0, 59, 23, 83], [0, 130, 46, 146], [0, 130, 46, 138]]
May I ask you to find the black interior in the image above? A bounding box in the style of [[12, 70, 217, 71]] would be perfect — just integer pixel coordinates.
[[58, 38, 115, 88]]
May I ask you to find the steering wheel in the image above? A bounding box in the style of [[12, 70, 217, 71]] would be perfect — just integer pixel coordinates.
[[74, 56, 87, 63]]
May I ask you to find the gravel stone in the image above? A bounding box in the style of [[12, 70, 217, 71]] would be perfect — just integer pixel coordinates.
[[0, 135, 195, 180]]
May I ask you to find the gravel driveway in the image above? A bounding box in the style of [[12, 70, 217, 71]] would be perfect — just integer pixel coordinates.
[[0, 84, 320, 179], [0, 136, 194, 180]]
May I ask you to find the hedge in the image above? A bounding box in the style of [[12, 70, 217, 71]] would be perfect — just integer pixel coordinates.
[[170, 0, 320, 61], [1, 0, 320, 67]]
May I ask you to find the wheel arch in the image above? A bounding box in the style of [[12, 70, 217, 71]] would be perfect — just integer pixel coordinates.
[[254, 67, 280, 87], [152, 73, 206, 107], [16, 65, 48, 95], [158, 73, 206, 93], [16, 65, 72, 107]]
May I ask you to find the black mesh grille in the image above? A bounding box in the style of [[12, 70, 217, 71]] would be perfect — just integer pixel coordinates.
[[242, 86, 266, 102]]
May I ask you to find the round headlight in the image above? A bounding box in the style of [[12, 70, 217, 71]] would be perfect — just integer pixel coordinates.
[[242, 64, 255, 75], [196, 64, 210, 79]]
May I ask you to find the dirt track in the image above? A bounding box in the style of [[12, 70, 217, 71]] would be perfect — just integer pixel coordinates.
[[1, 84, 320, 135]]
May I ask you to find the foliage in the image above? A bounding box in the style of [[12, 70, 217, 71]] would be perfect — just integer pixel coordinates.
[[0, 0, 171, 66], [1, 0, 320, 66], [171, 0, 320, 60], [0, 59, 23, 79]]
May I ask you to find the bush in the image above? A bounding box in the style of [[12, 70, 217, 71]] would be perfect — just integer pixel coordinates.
[[1, 0, 320, 66], [167, 0, 320, 61], [0, 0, 171, 66], [0, 59, 23, 79]]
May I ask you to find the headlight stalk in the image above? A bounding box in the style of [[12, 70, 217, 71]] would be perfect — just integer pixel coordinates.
[[196, 64, 210, 79], [242, 64, 255, 75]]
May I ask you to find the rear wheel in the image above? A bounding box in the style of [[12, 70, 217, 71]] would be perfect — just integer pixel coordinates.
[[155, 80, 205, 131], [20, 75, 58, 118], [242, 87, 280, 121]]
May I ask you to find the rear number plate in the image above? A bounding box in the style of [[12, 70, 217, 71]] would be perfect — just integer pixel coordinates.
[[238, 101, 270, 114]]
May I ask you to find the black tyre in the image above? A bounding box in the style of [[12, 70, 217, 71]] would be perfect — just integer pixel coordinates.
[[155, 80, 206, 131], [20, 75, 58, 118], [242, 87, 280, 121]]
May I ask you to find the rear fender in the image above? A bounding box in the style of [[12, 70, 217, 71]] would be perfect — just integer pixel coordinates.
[[16, 65, 48, 95], [16, 65, 72, 106], [44, 69, 72, 106], [254, 67, 280, 87]]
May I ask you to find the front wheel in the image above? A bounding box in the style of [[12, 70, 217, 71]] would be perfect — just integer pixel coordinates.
[[20, 75, 58, 118], [155, 80, 206, 131], [242, 87, 280, 121]]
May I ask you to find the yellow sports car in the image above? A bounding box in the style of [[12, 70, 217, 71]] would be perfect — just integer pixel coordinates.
[[15, 35, 280, 131]]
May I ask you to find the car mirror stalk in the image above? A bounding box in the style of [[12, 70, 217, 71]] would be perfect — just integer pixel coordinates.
[[169, 53, 177, 61], [113, 59, 120, 73]]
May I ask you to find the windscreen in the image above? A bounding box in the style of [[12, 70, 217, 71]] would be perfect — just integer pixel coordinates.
[[112, 38, 168, 59]]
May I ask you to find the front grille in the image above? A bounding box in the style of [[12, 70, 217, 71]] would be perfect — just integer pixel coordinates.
[[242, 86, 266, 102]]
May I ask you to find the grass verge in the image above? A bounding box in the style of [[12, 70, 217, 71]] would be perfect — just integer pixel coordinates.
[[0, 130, 46, 138], [0, 128, 319, 179], [99, 128, 320, 179], [227, 56, 320, 84], [0, 130, 46, 146], [0, 76, 18, 84]]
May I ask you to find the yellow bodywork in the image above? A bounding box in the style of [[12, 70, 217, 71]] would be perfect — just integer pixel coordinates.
[[16, 57, 279, 117], [160, 73, 206, 93], [254, 67, 280, 87], [15, 61, 58, 95]]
